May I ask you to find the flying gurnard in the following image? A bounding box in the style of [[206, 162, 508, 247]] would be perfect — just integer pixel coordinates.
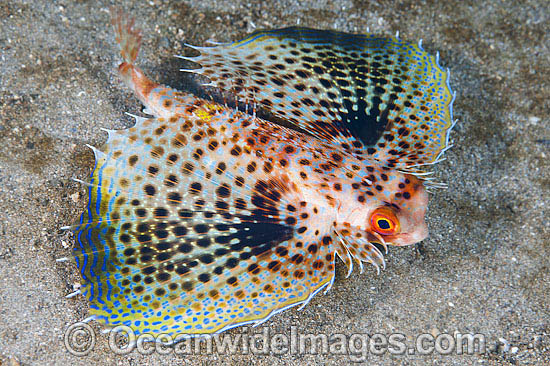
[[66, 10, 456, 338]]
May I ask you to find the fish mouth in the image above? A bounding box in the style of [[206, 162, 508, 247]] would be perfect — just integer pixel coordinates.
[[386, 229, 428, 247], [366, 227, 428, 248]]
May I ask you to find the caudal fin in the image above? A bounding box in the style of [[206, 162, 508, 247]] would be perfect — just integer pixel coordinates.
[[111, 7, 142, 64], [110, 8, 161, 111]]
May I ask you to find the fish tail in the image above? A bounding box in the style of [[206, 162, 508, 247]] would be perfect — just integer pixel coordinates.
[[110, 8, 204, 119], [110, 7, 162, 110], [111, 7, 142, 65]]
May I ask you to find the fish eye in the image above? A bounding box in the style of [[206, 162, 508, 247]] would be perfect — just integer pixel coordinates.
[[370, 208, 399, 235]]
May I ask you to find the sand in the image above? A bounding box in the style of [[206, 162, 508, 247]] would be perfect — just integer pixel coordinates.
[[0, 0, 548, 365]]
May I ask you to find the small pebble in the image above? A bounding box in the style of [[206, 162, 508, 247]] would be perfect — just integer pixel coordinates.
[[70, 192, 80, 203]]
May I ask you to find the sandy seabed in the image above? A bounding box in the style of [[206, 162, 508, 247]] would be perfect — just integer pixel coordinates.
[[0, 1, 548, 365]]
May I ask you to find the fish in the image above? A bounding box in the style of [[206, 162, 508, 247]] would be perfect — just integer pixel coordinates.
[[67, 9, 455, 338]]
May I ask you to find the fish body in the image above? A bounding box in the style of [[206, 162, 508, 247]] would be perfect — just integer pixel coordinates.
[[71, 11, 455, 337]]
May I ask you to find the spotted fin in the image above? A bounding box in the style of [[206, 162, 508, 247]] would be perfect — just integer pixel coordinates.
[[72, 108, 338, 336], [334, 224, 386, 274], [181, 27, 455, 167]]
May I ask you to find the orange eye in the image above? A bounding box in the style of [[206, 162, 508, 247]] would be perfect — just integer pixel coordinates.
[[370, 208, 400, 235]]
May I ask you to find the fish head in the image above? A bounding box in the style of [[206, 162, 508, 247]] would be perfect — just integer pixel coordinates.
[[343, 173, 429, 248], [370, 173, 428, 247]]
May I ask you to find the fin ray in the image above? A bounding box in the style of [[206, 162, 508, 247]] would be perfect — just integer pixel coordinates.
[[74, 104, 338, 336], [184, 27, 455, 167]]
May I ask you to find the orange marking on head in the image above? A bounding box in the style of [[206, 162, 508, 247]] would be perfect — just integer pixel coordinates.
[[382, 175, 429, 246]]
